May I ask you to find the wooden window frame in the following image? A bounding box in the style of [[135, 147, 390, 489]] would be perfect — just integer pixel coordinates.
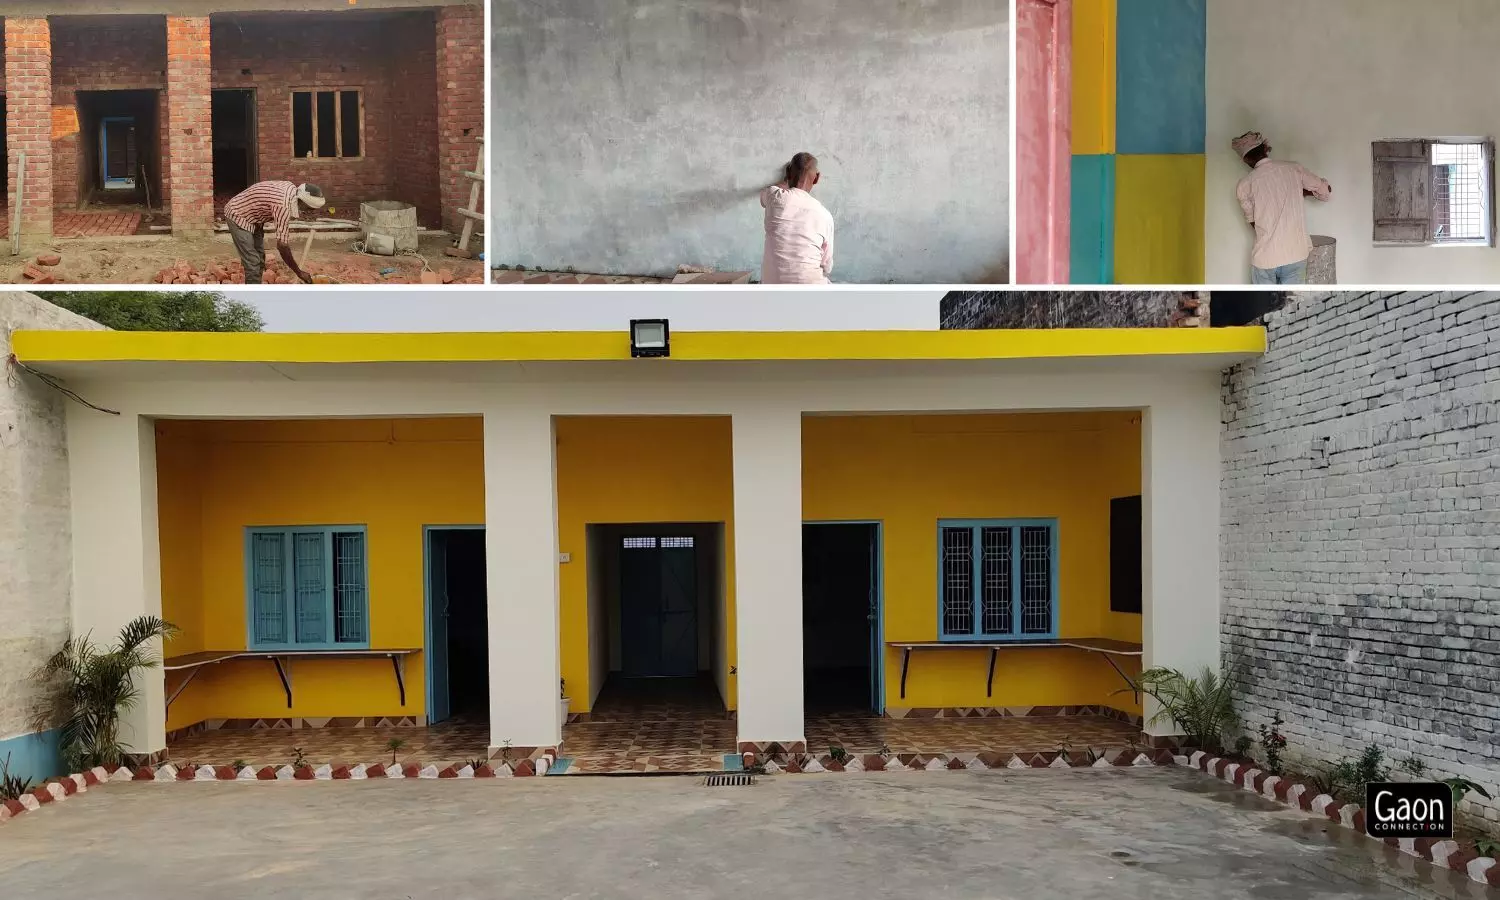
[[244, 525, 370, 651], [1372, 137, 1496, 248], [289, 87, 366, 162], [937, 518, 1059, 642]]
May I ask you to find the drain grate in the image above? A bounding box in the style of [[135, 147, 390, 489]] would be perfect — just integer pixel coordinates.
[[703, 773, 757, 787]]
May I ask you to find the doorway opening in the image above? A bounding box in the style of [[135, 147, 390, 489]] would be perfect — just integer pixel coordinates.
[[211, 89, 258, 198], [584, 523, 728, 717], [75, 90, 161, 209], [425, 526, 488, 726], [802, 522, 882, 716]]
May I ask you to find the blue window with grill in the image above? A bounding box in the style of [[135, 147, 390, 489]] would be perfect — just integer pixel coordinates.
[[245, 526, 369, 650], [937, 519, 1057, 641]]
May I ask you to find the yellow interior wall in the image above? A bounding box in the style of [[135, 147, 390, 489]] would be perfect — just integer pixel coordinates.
[[802, 412, 1143, 715], [156, 418, 484, 731], [1072, 0, 1117, 155], [1114, 153, 1207, 284], [553, 416, 737, 712]]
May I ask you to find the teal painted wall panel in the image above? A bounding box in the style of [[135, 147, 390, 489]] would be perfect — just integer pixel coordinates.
[[1070, 154, 1116, 284], [1116, 0, 1205, 155], [0, 729, 61, 786]]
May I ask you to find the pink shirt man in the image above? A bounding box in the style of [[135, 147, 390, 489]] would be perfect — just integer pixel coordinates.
[[760, 184, 834, 284], [1237, 159, 1332, 269], [1232, 131, 1332, 280]]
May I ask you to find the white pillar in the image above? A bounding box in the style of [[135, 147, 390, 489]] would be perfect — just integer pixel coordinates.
[[731, 407, 805, 750], [1141, 378, 1222, 738], [483, 409, 562, 754], [68, 412, 165, 758]]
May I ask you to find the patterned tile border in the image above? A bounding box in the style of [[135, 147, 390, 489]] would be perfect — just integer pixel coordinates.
[[743, 746, 1178, 772], [0, 768, 109, 826], [1, 754, 564, 825], [884, 705, 1143, 726], [175, 716, 426, 735], [1177, 751, 1500, 890]]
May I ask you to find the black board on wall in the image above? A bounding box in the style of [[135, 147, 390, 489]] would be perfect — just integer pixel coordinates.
[[1110, 495, 1142, 614]]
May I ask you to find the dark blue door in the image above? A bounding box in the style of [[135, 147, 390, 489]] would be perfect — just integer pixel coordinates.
[[620, 537, 698, 677]]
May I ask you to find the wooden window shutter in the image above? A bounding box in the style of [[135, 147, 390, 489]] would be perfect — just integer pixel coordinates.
[[1372, 140, 1433, 244]]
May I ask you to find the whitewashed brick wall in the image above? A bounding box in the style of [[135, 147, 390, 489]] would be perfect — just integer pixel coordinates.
[[0, 293, 103, 743], [1222, 291, 1500, 826]]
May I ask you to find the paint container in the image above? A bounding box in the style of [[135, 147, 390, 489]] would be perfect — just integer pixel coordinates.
[[1308, 235, 1336, 284]]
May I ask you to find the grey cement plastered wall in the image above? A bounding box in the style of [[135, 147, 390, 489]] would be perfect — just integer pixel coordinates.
[[492, 0, 1009, 284], [0, 294, 104, 746], [1221, 292, 1500, 827]]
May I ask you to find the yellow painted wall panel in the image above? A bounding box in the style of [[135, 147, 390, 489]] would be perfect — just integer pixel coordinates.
[[1072, 0, 1117, 155], [1114, 153, 1207, 284], [157, 418, 484, 731], [553, 417, 737, 712], [802, 412, 1142, 714]]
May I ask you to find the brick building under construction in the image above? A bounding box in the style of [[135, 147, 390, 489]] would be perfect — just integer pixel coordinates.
[[0, 0, 482, 243]]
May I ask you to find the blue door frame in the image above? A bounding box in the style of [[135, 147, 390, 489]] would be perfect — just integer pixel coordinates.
[[803, 520, 885, 715], [423, 525, 484, 725], [99, 116, 137, 189]]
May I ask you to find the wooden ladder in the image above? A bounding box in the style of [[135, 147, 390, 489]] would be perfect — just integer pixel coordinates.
[[445, 136, 484, 259]]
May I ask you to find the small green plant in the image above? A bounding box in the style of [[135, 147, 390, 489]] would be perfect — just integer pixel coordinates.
[[877, 743, 892, 759], [1233, 735, 1253, 759], [1, 753, 33, 802], [1257, 714, 1287, 775], [291, 748, 308, 769], [386, 737, 406, 765], [828, 745, 848, 763], [1127, 663, 1240, 751], [498, 739, 515, 763], [1327, 745, 1390, 802], [1476, 837, 1500, 859], [232, 759, 247, 770], [1397, 756, 1427, 778], [1444, 777, 1492, 807], [467, 758, 488, 772]]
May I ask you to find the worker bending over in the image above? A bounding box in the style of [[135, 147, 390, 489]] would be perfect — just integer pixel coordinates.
[[761, 152, 834, 284], [223, 181, 326, 284], [1233, 131, 1332, 285]]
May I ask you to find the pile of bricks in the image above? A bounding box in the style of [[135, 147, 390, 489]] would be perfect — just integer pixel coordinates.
[[20, 253, 63, 285], [1169, 295, 1209, 327]]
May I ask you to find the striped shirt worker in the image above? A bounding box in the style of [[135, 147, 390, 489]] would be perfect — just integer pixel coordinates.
[[223, 181, 324, 284], [224, 180, 303, 245]]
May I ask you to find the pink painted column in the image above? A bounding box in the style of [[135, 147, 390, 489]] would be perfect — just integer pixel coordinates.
[[1016, 0, 1073, 285]]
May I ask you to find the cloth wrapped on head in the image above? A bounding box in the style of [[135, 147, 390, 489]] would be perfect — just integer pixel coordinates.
[[297, 183, 326, 209], [1232, 131, 1267, 157]]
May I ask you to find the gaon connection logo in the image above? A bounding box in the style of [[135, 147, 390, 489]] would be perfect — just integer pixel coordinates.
[[1365, 783, 1453, 838]]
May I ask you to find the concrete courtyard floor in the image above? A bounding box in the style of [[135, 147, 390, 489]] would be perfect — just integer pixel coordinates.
[[1, 768, 1488, 899]]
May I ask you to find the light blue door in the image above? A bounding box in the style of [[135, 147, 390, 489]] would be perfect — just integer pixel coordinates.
[[868, 527, 882, 713], [428, 531, 451, 724]]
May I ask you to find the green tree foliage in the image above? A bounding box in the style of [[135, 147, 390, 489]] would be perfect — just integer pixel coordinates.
[[36, 291, 264, 332]]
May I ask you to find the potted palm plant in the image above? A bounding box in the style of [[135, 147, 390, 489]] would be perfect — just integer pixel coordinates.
[[32, 616, 178, 771], [559, 678, 571, 726]]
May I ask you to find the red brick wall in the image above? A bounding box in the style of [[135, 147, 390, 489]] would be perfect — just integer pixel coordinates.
[[436, 4, 484, 236], [167, 16, 213, 234], [390, 11, 441, 228], [51, 16, 168, 211], [211, 14, 400, 219], [5, 17, 53, 238]]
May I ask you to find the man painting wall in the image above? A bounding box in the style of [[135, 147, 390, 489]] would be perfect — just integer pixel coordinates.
[[1233, 131, 1332, 285]]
